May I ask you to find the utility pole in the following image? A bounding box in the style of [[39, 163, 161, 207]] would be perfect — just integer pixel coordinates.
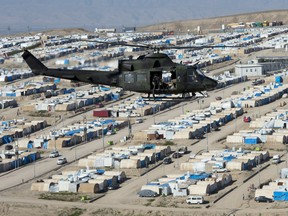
[[234, 113, 237, 132], [83, 115, 87, 143], [33, 159, 36, 179], [206, 128, 209, 152], [54, 115, 56, 150], [102, 124, 105, 152], [128, 116, 132, 140]]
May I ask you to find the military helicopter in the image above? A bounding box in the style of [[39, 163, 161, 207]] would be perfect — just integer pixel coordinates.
[[22, 41, 227, 99]]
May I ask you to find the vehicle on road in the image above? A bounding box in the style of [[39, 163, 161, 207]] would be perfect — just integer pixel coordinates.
[[57, 157, 67, 165], [186, 195, 204, 204], [272, 155, 280, 164], [243, 116, 251, 123], [172, 152, 182, 158], [189, 153, 196, 159], [138, 189, 158, 197], [215, 96, 222, 100], [163, 157, 172, 164], [106, 130, 115, 136], [252, 79, 265, 86], [212, 167, 229, 173], [178, 146, 188, 155], [49, 150, 59, 158], [108, 183, 120, 190], [135, 118, 143, 124], [254, 196, 273, 203]]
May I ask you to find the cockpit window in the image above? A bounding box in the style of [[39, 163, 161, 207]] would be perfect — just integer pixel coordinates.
[[124, 73, 134, 83], [187, 67, 199, 82]]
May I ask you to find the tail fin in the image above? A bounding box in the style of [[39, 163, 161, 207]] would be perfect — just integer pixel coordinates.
[[22, 50, 47, 74]]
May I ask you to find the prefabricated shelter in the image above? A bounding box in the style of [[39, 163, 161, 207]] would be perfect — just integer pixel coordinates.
[[188, 184, 210, 196], [120, 159, 141, 169], [30, 182, 52, 192], [88, 179, 108, 191], [226, 160, 244, 171], [58, 180, 78, 193], [78, 183, 100, 193], [104, 170, 126, 183]]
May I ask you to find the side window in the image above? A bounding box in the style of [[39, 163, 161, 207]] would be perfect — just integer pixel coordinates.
[[124, 74, 134, 83], [137, 74, 147, 82], [187, 70, 198, 82]]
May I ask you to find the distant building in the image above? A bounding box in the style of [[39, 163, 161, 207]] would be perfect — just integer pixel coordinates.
[[122, 27, 136, 33], [256, 56, 288, 67], [94, 28, 116, 33], [235, 61, 282, 77]]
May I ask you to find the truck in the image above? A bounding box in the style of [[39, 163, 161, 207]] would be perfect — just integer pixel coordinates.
[[93, 110, 111, 117]]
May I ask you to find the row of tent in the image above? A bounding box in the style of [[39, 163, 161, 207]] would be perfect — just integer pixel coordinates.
[[0, 70, 33, 82], [16, 119, 126, 150], [227, 109, 288, 145], [22, 88, 123, 112], [140, 172, 232, 197], [0, 83, 56, 97], [78, 144, 172, 169], [181, 149, 270, 172], [0, 120, 48, 145], [0, 151, 40, 173], [0, 99, 17, 109], [255, 177, 288, 201], [136, 107, 244, 140], [31, 169, 126, 193]]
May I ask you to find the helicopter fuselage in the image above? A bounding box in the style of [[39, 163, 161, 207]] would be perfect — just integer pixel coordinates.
[[117, 52, 217, 94], [22, 50, 217, 96]]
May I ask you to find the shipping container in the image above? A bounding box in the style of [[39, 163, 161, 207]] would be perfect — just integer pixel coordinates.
[[93, 110, 111, 117]]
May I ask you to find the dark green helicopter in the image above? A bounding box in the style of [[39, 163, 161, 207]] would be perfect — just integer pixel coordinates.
[[22, 42, 227, 99]]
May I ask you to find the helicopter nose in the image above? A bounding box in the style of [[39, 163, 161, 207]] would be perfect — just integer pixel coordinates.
[[204, 77, 218, 90]]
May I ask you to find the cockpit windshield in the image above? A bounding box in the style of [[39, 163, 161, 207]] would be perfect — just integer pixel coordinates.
[[196, 68, 205, 76]]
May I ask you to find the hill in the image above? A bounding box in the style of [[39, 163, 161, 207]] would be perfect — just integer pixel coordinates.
[[137, 10, 288, 33]]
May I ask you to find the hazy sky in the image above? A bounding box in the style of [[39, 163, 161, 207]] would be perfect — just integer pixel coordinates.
[[1, 0, 288, 34]]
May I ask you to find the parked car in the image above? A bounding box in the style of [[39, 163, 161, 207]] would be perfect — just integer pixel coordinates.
[[212, 167, 229, 173], [172, 152, 182, 158], [135, 118, 143, 124], [106, 130, 115, 136], [243, 116, 251, 123], [252, 79, 265, 86], [186, 195, 204, 204], [57, 157, 67, 165], [272, 155, 280, 164], [189, 153, 196, 159], [255, 196, 273, 203], [215, 96, 222, 100], [108, 183, 120, 190], [49, 150, 59, 158], [178, 146, 188, 155], [163, 157, 172, 164], [138, 189, 158, 197]]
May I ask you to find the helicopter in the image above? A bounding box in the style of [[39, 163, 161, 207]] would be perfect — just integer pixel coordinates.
[[21, 42, 223, 100]]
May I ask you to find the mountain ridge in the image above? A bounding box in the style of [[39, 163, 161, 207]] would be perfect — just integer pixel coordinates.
[[138, 10, 288, 33]]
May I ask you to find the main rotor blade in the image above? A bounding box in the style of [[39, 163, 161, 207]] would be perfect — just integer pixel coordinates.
[[81, 39, 149, 48]]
